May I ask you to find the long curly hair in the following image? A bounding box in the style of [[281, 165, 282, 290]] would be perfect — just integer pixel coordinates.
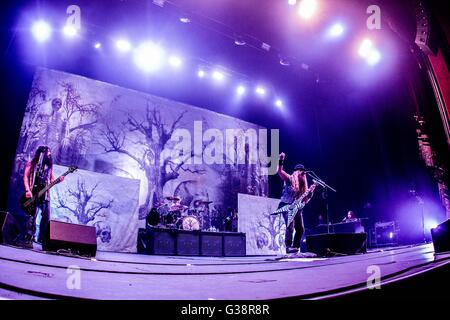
[[290, 170, 307, 199], [31, 145, 53, 170]]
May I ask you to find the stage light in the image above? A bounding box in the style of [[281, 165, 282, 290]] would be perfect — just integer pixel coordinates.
[[389, 232, 393, 239], [212, 71, 225, 81], [180, 15, 191, 23], [234, 35, 246, 46], [116, 39, 131, 52], [255, 86, 266, 96], [94, 42, 102, 49], [63, 25, 77, 37], [168, 56, 182, 68], [358, 39, 381, 66], [275, 99, 283, 107], [425, 219, 438, 231], [279, 56, 290, 66], [298, 0, 318, 20], [328, 23, 344, 37], [197, 69, 206, 78], [288, 0, 297, 5], [236, 85, 246, 96], [31, 20, 52, 43], [134, 42, 164, 72], [358, 39, 373, 57], [367, 49, 381, 66]]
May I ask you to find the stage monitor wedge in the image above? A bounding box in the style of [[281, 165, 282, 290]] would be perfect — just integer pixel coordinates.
[[431, 219, 450, 254], [43, 220, 97, 257], [306, 233, 367, 257]]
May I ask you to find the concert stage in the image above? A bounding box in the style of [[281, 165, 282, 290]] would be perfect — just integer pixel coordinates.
[[0, 243, 449, 300]]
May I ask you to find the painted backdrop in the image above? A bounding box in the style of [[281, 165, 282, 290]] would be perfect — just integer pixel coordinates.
[[8, 67, 269, 252]]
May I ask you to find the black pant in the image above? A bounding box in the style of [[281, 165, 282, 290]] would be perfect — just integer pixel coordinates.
[[25, 201, 50, 243], [278, 202, 305, 249]]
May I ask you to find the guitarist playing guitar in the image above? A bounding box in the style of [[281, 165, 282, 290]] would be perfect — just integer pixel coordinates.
[[276, 152, 315, 254], [19, 146, 66, 248]]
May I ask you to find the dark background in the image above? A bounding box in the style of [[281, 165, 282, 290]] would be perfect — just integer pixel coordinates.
[[0, 0, 448, 243]]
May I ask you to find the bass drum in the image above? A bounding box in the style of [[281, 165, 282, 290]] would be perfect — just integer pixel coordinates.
[[177, 216, 201, 231]]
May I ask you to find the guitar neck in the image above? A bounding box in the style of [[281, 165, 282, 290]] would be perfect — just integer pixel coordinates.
[[295, 183, 316, 204], [36, 172, 69, 198]]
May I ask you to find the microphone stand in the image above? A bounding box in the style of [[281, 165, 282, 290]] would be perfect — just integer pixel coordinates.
[[307, 171, 337, 234]]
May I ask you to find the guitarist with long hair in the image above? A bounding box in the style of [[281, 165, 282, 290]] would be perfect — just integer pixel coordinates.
[[20, 146, 64, 248], [277, 152, 314, 254]]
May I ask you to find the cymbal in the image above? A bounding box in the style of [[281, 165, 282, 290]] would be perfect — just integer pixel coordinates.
[[169, 205, 188, 211], [165, 196, 181, 201]]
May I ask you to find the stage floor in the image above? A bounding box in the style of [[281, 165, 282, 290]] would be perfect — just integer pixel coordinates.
[[0, 243, 449, 300]]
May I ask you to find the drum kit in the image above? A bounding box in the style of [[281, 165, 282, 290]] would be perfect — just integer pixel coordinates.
[[154, 196, 215, 231]]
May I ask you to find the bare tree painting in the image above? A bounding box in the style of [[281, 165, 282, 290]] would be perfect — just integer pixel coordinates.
[[99, 100, 207, 218], [55, 179, 114, 225], [53, 81, 101, 167]]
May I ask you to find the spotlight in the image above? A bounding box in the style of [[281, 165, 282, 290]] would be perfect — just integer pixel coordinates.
[[133, 42, 164, 72], [298, 0, 318, 20], [234, 35, 246, 46], [236, 85, 246, 96], [197, 69, 206, 78], [94, 42, 102, 49], [358, 39, 373, 58], [288, 0, 297, 5], [275, 99, 283, 107], [212, 71, 225, 81], [255, 86, 266, 96], [31, 20, 52, 43], [358, 39, 381, 66], [63, 25, 77, 37], [116, 39, 131, 52], [180, 15, 191, 23], [328, 23, 344, 37], [279, 56, 290, 66], [367, 50, 381, 66], [168, 56, 182, 67]]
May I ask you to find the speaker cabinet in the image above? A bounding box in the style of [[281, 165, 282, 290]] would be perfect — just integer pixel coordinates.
[[306, 233, 367, 257], [43, 220, 97, 257], [137, 227, 176, 255], [431, 219, 450, 253], [200, 231, 223, 256], [223, 232, 246, 256], [177, 230, 200, 256], [1, 211, 22, 245]]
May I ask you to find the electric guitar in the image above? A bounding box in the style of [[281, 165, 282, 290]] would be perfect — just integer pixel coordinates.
[[271, 182, 317, 227], [20, 166, 77, 215]]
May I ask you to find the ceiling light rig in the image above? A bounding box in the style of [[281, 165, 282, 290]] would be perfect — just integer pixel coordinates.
[[150, 0, 314, 80]]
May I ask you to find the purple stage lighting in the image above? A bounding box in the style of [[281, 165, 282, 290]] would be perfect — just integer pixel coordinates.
[[425, 219, 438, 231], [288, 0, 297, 5], [32, 20, 52, 43], [116, 39, 131, 52], [197, 69, 206, 78], [358, 39, 381, 66], [63, 25, 77, 37], [134, 42, 165, 72], [236, 85, 246, 96], [255, 86, 266, 96], [275, 99, 283, 108], [168, 56, 182, 68], [212, 71, 225, 81], [298, 0, 318, 20], [328, 23, 344, 37], [94, 42, 102, 49]]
